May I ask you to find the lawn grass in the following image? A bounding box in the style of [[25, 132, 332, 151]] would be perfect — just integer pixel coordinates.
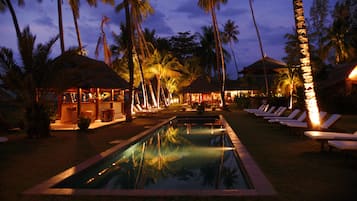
[[0, 106, 356, 201]]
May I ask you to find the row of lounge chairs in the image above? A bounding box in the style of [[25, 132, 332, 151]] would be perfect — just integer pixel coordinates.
[[244, 104, 356, 152]]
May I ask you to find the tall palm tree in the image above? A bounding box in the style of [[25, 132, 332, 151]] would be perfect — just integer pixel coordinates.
[[321, 1, 355, 64], [0, 27, 58, 138], [57, 0, 65, 53], [95, 15, 112, 66], [58, 0, 114, 54], [124, 0, 134, 121], [293, 0, 321, 128], [222, 19, 240, 79], [275, 66, 303, 109], [116, 0, 154, 109], [248, 0, 269, 96], [197, 0, 227, 108], [197, 26, 217, 76], [144, 50, 182, 108], [0, 0, 23, 40]]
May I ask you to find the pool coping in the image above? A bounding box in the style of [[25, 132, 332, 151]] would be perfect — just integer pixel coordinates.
[[23, 115, 276, 197]]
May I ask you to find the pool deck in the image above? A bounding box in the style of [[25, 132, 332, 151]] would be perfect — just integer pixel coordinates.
[[50, 117, 126, 131]]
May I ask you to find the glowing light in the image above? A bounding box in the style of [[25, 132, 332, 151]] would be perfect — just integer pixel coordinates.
[[348, 65, 357, 79]]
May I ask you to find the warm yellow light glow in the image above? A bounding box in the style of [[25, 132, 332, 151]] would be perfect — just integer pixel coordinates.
[[348, 65, 357, 79]]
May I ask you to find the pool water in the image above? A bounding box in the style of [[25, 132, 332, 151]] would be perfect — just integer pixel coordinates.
[[54, 116, 250, 190]]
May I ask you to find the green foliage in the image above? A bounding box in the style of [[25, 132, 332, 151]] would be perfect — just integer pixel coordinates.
[[25, 103, 50, 138]]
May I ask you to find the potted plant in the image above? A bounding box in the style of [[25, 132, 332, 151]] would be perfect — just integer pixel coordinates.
[[77, 116, 91, 131]]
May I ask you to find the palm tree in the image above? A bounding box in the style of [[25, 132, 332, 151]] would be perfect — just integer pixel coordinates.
[[275, 66, 303, 109], [57, 0, 114, 54], [144, 50, 183, 108], [95, 15, 112, 66], [197, 26, 218, 77], [124, 0, 134, 122], [57, 0, 65, 53], [0, 27, 58, 138], [293, 0, 321, 128], [222, 19, 240, 79], [197, 0, 227, 108], [321, 1, 356, 64], [0, 0, 23, 40], [116, 0, 154, 109], [248, 0, 269, 96]]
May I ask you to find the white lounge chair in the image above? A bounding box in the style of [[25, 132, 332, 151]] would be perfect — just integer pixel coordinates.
[[255, 107, 287, 117], [328, 140, 357, 151], [264, 109, 300, 121], [283, 113, 341, 129], [304, 131, 357, 151], [277, 111, 307, 124], [252, 106, 276, 115], [244, 104, 268, 113]]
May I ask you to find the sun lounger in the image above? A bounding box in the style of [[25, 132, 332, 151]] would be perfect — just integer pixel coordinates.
[[265, 109, 301, 121], [252, 106, 276, 115], [244, 104, 268, 113], [255, 107, 287, 117], [279, 111, 327, 125], [277, 111, 307, 124], [283, 113, 341, 129], [304, 131, 357, 151], [328, 140, 357, 151]]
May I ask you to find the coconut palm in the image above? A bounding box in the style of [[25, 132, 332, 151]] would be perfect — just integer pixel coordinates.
[[144, 50, 183, 108], [116, 0, 154, 109], [197, 0, 227, 108], [222, 19, 240, 79], [293, 0, 321, 128], [95, 15, 112, 66], [0, 27, 58, 138], [275, 67, 303, 109], [321, 1, 356, 64], [197, 26, 217, 77], [0, 0, 23, 40], [248, 0, 269, 96], [123, 0, 134, 121]]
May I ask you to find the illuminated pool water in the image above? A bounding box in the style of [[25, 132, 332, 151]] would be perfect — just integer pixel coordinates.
[[24, 115, 275, 197]]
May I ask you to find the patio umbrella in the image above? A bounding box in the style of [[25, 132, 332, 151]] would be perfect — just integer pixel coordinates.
[[48, 53, 129, 91]]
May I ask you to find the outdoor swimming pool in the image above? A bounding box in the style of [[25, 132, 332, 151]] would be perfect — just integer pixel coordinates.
[[24, 115, 275, 197]]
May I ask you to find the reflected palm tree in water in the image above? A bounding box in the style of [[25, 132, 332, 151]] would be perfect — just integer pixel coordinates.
[[84, 123, 240, 189]]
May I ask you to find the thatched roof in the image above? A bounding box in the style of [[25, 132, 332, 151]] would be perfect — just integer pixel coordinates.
[[181, 76, 220, 93], [239, 56, 287, 75], [48, 54, 129, 90]]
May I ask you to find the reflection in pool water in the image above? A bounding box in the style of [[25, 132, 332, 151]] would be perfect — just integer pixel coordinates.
[[55, 118, 250, 190]]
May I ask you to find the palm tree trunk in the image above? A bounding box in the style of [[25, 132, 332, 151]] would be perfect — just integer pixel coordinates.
[[229, 42, 239, 79], [156, 75, 161, 108], [148, 81, 157, 107], [57, 0, 65, 53], [125, 0, 134, 122], [210, 5, 226, 108], [249, 0, 269, 96], [71, 9, 83, 51], [5, 0, 21, 40], [293, 0, 320, 128]]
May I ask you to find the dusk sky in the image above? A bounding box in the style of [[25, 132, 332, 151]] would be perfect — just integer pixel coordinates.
[[0, 0, 338, 79]]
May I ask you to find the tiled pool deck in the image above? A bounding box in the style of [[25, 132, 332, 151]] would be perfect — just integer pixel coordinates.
[[24, 115, 276, 199]]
